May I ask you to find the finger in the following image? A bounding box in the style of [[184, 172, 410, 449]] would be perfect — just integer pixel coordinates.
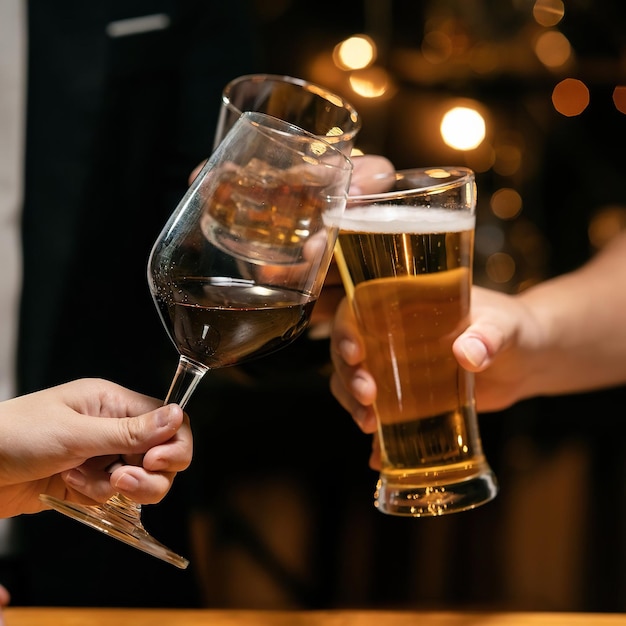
[[62, 378, 162, 419], [453, 321, 509, 372], [64, 404, 186, 461], [189, 160, 207, 184], [330, 298, 378, 429], [110, 466, 176, 505], [329, 354, 378, 415], [330, 301, 376, 405], [330, 298, 365, 367], [142, 410, 192, 472], [63, 462, 178, 505], [453, 333, 490, 372], [349, 155, 395, 195], [63, 406, 190, 505], [330, 372, 377, 433], [62, 463, 118, 504], [369, 433, 382, 471]]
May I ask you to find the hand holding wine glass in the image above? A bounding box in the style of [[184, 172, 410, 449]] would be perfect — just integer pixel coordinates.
[[40, 111, 352, 569]]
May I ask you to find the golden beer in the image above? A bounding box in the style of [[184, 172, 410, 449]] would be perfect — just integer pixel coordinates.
[[335, 196, 498, 516]]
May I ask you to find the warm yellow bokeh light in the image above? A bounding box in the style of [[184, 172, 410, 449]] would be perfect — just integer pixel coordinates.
[[533, 0, 565, 27], [552, 78, 590, 116], [490, 188, 523, 219], [421, 31, 453, 64], [535, 30, 571, 68], [333, 35, 376, 71], [348, 67, 391, 99], [440, 106, 486, 151], [486, 252, 516, 284]]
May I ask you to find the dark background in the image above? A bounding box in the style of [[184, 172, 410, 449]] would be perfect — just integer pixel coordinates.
[[9, 0, 626, 614], [247, 0, 626, 612]]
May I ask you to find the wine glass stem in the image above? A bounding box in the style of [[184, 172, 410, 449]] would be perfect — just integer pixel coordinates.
[[164, 355, 208, 409]]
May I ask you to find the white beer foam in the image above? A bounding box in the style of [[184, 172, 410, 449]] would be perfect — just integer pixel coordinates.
[[326, 205, 475, 234]]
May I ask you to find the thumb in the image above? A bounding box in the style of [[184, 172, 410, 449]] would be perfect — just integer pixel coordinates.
[[453, 322, 509, 372], [60, 404, 186, 506], [454, 285, 525, 372], [76, 404, 184, 459]]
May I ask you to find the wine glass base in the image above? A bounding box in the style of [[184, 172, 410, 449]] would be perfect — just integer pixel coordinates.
[[374, 470, 498, 517], [39, 494, 189, 569]]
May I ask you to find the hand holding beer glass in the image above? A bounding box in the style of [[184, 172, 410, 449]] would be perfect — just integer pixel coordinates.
[[332, 167, 498, 516]]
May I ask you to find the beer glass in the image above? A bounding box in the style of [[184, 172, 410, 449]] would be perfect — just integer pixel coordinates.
[[214, 74, 361, 155], [332, 167, 498, 516]]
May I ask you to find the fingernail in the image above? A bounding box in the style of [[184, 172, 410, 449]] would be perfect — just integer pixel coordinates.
[[461, 337, 488, 368], [352, 375, 371, 400], [155, 404, 174, 428], [64, 469, 86, 488], [339, 338, 358, 362], [114, 472, 140, 493]]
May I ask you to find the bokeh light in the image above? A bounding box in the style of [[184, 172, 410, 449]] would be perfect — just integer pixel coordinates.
[[490, 188, 523, 219], [440, 106, 486, 150], [333, 35, 376, 71], [485, 252, 516, 284], [552, 78, 590, 116], [534, 30, 572, 68], [612, 86, 626, 114], [422, 30, 454, 64], [348, 67, 393, 99], [533, 0, 565, 27]]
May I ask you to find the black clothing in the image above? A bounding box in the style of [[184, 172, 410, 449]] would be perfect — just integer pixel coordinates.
[[15, 0, 261, 607]]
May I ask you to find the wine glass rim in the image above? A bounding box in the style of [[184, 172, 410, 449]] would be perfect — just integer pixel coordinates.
[[222, 73, 361, 141], [347, 166, 475, 202], [239, 111, 353, 171]]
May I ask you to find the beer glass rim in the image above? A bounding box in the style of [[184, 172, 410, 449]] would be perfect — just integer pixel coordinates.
[[347, 166, 475, 203], [222, 73, 362, 142], [231, 111, 353, 173]]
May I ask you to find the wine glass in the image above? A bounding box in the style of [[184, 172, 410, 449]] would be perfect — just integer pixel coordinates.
[[41, 111, 352, 569]]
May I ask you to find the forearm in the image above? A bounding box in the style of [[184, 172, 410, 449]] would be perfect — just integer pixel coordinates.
[[517, 231, 626, 398]]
